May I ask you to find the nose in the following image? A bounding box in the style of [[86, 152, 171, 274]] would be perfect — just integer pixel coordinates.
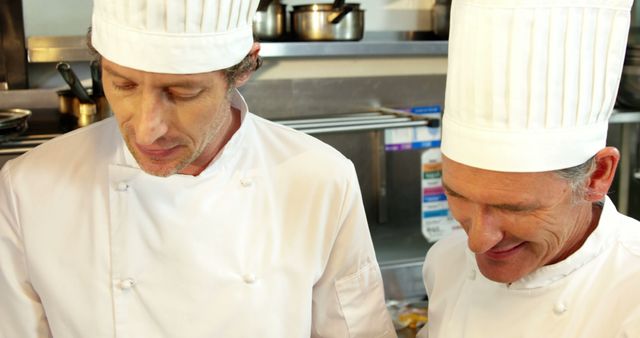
[[134, 90, 169, 145], [466, 205, 504, 254]]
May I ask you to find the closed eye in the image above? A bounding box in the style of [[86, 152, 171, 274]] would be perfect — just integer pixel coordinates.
[[112, 81, 137, 91], [166, 88, 203, 100], [442, 183, 465, 200]]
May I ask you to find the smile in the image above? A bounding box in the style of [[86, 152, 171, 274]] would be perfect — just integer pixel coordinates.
[[484, 242, 526, 260]]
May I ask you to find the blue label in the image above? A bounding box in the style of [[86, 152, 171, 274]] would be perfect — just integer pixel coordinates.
[[423, 194, 448, 203], [384, 140, 442, 152], [411, 105, 442, 115], [412, 140, 441, 149], [423, 209, 450, 218]]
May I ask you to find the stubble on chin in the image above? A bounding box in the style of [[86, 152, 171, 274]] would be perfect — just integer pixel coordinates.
[[122, 132, 195, 177]]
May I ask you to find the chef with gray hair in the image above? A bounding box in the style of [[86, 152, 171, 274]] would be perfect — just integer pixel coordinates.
[[420, 0, 640, 337], [0, 0, 395, 337]]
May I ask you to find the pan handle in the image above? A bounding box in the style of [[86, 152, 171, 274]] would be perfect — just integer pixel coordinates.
[[328, 4, 354, 24], [56, 62, 94, 103], [257, 0, 274, 12], [0, 26, 7, 90], [90, 60, 103, 97], [332, 0, 345, 9]]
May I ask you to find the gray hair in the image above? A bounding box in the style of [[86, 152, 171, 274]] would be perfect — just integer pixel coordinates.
[[554, 156, 597, 202], [85, 27, 261, 88]]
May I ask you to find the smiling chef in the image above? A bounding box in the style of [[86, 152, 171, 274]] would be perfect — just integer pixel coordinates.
[[0, 0, 396, 337], [419, 0, 640, 337]]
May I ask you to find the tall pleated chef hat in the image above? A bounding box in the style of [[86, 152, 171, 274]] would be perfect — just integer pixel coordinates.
[[91, 0, 260, 74], [442, 0, 633, 172]]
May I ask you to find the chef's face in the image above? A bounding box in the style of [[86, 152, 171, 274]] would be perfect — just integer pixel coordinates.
[[441, 156, 594, 283], [102, 58, 235, 177]]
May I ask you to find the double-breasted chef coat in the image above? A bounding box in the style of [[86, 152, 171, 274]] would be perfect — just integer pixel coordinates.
[[419, 197, 640, 337], [0, 90, 396, 338]]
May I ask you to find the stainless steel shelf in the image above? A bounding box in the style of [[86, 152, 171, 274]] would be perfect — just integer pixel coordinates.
[[260, 40, 448, 58], [610, 110, 640, 124], [27, 35, 448, 63], [28, 36, 94, 63]]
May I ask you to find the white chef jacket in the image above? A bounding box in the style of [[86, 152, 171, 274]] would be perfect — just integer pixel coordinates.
[[0, 90, 396, 338], [420, 197, 640, 338]]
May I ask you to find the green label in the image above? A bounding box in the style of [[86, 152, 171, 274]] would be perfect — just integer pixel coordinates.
[[423, 171, 442, 179]]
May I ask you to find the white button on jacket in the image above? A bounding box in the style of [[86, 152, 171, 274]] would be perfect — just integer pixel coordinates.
[[118, 278, 136, 290], [0, 90, 396, 338]]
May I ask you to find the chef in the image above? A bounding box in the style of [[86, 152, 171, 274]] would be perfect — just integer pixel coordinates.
[[419, 0, 640, 337], [0, 0, 396, 337]]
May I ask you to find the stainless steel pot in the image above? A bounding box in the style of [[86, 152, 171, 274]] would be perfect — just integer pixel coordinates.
[[291, 3, 364, 41], [56, 87, 111, 128], [254, 0, 287, 40], [432, 0, 451, 39]]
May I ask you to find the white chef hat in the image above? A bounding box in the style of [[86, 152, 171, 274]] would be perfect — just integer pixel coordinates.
[[91, 0, 259, 74], [441, 0, 632, 172]]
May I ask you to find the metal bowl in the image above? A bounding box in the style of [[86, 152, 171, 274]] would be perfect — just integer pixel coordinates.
[[387, 299, 428, 332], [0, 109, 31, 143]]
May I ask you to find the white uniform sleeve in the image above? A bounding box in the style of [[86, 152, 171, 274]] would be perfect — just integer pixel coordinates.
[[310, 162, 397, 338], [618, 305, 640, 338], [0, 162, 51, 337]]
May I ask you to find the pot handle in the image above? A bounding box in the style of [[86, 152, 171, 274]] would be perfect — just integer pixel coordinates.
[[328, 4, 354, 24], [90, 60, 103, 97], [332, 0, 345, 9], [56, 62, 94, 104], [257, 0, 274, 12]]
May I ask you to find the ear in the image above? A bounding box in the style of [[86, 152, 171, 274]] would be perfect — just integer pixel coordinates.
[[233, 42, 261, 87], [585, 147, 620, 202]]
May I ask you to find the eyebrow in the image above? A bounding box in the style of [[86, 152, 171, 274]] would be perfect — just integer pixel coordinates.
[[103, 64, 205, 88], [102, 64, 129, 80], [442, 181, 538, 212]]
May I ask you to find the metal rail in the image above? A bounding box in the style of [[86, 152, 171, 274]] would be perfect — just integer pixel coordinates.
[[0, 147, 34, 155], [1, 111, 437, 155], [0, 133, 62, 155], [1, 139, 52, 146], [277, 108, 440, 134], [277, 113, 394, 125], [295, 120, 430, 134], [282, 117, 413, 129]]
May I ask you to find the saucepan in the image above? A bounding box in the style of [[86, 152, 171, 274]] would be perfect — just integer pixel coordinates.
[[432, 0, 451, 39], [55, 62, 111, 127], [0, 109, 31, 143], [254, 0, 287, 40], [291, 1, 364, 41]]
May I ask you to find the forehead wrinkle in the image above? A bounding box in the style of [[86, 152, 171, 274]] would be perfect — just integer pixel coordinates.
[[103, 60, 214, 88]]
